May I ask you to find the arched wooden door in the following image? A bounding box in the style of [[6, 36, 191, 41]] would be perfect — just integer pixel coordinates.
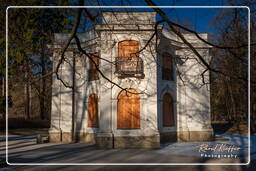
[[88, 93, 99, 128], [117, 89, 140, 129], [163, 93, 174, 127]]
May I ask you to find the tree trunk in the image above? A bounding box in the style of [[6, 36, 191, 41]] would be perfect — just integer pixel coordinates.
[[24, 61, 30, 119], [40, 48, 46, 120], [251, 94, 256, 134], [72, 53, 76, 141], [2, 77, 4, 97]]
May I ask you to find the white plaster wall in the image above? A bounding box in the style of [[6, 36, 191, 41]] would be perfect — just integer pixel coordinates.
[[50, 50, 74, 133], [102, 12, 156, 25], [50, 49, 102, 134], [74, 52, 88, 133], [70, 47, 102, 134], [98, 29, 159, 137], [176, 48, 212, 133], [50, 50, 62, 133]]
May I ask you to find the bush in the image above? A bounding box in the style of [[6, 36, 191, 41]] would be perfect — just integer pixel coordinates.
[[0, 118, 50, 130]]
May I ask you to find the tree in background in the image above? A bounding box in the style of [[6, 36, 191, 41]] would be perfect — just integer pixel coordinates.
[[211, 7, 248, 122], [0, 0, 73, 120], [209, 0, 256, 134]]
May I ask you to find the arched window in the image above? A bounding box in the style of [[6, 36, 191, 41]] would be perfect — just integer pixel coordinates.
[[117, 89, 140, 129], [88, 53, 99, 81], [162, 53, 173, 80], [163, 93, 174, 127], [88, 93, 98, 128], [116, 40, 143, 78]]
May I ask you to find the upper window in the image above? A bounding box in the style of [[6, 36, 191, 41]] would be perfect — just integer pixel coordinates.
[[88, 93, 99, 128], [116, 40, 144, 78], [162, 53, 173, 81], [163, 93, 174, 127], [88, 53, 99, 81], [118, 40, 139, 58]]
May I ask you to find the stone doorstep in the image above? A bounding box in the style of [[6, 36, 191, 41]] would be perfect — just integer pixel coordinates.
[[49, 132, 160, 149], [160, 132, 177, 143], [114, 135, 160, 149], [96, 134, 114, 149], [96, 133, 160, 149], [49, 132, 97, 143], [48, 130, 214, 148]]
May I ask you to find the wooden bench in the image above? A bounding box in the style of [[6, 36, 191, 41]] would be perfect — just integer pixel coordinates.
[[36, 134, 49, 144]]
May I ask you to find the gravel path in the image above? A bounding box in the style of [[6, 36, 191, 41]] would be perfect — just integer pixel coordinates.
[[0, 134, 254, 170]]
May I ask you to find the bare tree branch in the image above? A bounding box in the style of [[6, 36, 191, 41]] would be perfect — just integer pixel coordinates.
[[55, 4, 83, 88], [169, 19, 255, 49], [73, 35, 143, 95], [145, 0, 253, 84], [145, 0, 219, 72]]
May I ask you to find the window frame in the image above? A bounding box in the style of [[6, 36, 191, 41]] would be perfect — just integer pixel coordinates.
[[88, 53, 100, 81], [116, 40, 144, 78], [162, 53, 174, 81]]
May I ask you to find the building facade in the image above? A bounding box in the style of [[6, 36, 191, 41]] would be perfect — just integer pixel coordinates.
[[49, 12, 213, 148]]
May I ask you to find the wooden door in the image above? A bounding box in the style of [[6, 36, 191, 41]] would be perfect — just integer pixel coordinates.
[[163, 93, 174, 126], [88, 93, 98, 128], [117, 89, 140, 129]]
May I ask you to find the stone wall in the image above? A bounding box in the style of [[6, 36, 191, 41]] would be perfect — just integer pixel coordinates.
[[95, 12, 161, 148], [175, 34, 213, 142]]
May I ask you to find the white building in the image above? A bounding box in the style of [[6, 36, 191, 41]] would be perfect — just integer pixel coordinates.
[[49, 12, 213, 148]]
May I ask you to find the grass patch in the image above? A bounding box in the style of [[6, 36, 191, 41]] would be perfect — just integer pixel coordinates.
[[212, 122, 248, 135]]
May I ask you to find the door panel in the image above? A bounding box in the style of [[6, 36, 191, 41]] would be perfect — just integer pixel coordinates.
[[117, 89, 140, 129], [163, 93, 174, 126], [88, 93, 99, 128]]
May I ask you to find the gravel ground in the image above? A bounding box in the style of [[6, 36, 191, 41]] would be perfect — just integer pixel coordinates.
[[0, 134, 254, 171]]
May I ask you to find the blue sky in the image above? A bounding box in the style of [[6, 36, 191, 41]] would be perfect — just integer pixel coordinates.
[[69, 0, 249, 36], [96, 0, 228, 34], [81, 0, 248, 34]]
